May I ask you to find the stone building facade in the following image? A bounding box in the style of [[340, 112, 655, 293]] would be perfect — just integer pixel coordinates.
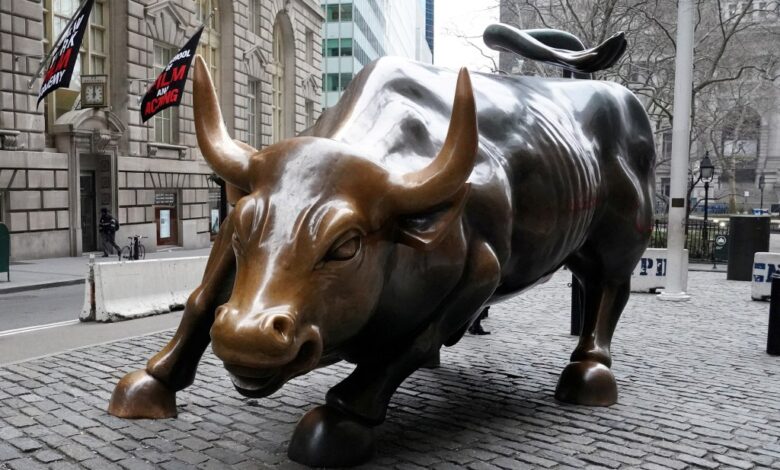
[[0, 0, 323, 260]]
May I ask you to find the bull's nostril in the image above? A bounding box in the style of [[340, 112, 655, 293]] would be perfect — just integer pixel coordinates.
[[270, 315, 295, 340]]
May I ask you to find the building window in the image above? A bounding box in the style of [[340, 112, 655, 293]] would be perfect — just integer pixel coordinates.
[[272, 19, 285, 143], [306, 100, 315, 128], [42, 0, 110, 134], [340, 4, 353, 21], [196, 0, 220, 90], [247, 80, 260, 148], [661, 178, 671, 197], [249, 0, 262, 36], [196, 0, 218, 30], [324, 3, 353, 22], [153, 44, 178, 144], [89, 0, 108, 73], [324, 73, 353, 92], [324, 38, 353, 57], [306, 29, 315, 65], [661, 129, 673, 162]]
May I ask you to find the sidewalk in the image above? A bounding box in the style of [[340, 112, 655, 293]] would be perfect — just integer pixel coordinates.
[[0, 246, 212, 295], [0, 270, 777, 469]]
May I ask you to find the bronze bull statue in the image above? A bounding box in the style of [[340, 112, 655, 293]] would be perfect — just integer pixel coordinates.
[[109, 27, 655, 467]]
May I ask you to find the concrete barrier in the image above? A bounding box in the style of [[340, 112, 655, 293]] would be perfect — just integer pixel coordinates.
[[752, 252, 780, 301], [81, 255, 207, 322], [631, 248, 688, 293]]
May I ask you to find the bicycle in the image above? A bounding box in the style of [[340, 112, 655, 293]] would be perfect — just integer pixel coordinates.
[[120, 235, 147, 261]]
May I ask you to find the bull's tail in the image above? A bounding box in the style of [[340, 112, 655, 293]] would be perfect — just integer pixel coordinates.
[[483, 24, 626, 79]]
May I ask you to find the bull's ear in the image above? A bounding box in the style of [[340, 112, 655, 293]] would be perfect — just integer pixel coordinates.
[[397, 184, 470, 250]]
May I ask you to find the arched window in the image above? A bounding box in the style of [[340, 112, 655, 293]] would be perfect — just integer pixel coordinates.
[[271, 13, 295, 143], [271, 19, 285, 143], [42, 0, 109, 134]]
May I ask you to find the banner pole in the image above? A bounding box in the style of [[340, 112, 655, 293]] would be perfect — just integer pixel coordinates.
[[27, 0, 91, 89]]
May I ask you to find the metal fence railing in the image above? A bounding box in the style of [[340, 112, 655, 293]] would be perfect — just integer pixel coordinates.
[[649, 219, 730, 261]]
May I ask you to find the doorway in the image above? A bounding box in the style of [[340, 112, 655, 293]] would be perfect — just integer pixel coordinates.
[[154, 191, 179, 246], [80, 171, 97, 251]]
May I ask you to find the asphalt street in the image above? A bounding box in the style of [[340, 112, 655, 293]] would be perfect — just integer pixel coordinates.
[[0, 285, 84, 332]]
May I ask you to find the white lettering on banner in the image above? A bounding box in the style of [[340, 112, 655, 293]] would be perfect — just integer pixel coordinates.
[[156, 86, 169, 97], [39, 71, 66, 95], [165, 50, 192, 71], [55, 14, 84, 56]]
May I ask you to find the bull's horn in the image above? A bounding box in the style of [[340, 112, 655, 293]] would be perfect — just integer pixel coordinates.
[[391, 68, 478, 213], [193, 55, 253, 190]]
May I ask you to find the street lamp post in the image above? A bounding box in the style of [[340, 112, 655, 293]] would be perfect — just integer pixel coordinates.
[[699, 153, 715, 256], [759, 175, 765, 211]]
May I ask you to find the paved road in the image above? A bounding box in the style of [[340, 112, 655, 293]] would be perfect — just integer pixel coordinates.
[[0, 270, 778, 469], [0, 285, 84, 332]]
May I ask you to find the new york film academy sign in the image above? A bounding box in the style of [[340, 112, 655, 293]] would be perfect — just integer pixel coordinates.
[[141, 27, 204, 122]]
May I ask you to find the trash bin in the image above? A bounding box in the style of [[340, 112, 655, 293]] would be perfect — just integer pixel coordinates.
[[0, 222, 9, 281], [727, 215, 770, 281]]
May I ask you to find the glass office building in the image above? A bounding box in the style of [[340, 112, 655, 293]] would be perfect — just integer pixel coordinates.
[[321, 0, 433, 108], [426, 0, 434, 57], [321, 0, 387, 108]]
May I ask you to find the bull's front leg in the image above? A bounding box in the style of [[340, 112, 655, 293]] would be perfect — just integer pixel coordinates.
[[287, 239, 500, 467], [108, 217, 236, 419]]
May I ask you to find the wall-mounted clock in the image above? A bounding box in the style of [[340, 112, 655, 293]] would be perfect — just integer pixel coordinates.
[[81, 74, 108, 108]]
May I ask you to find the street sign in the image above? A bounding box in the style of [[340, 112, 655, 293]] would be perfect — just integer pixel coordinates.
[[714, 234, 729, 262]]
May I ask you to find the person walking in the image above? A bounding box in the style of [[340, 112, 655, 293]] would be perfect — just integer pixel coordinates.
[[99, 208, 121, 257]]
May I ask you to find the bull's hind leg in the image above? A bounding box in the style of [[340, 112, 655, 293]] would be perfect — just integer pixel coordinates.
[[555, 244, 634, 406], [288, 239, 500, 467], [108, 217, 236, 418]]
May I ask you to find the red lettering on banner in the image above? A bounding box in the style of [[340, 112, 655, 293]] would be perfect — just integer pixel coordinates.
[[143, 89, 181, 117], [44, 48, 72, 82], [154, 71, 172, 89], [170, 65, 187, 82]]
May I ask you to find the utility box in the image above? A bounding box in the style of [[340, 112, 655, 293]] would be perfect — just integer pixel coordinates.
[[727, 216, 770, 281], [0, 223, 9, 281]]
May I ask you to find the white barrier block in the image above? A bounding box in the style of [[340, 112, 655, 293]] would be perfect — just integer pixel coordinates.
[[81, 256, 207, 322], [630, 248, 688, 293], [752, 252, 780, 301]]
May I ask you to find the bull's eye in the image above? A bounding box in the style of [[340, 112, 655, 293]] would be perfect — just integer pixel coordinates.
[[325, 235, 361, 262]]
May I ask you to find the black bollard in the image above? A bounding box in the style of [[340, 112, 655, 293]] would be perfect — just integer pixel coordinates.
[[768, 274, 780, 355], [570, 275, 584, 336]]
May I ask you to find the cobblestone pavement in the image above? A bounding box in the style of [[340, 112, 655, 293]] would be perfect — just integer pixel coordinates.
[[1, 271, 779, 469]]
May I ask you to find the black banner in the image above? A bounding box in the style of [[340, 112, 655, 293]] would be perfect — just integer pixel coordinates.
[[37, 0, 95, 107], [141, 26, 204, 123]]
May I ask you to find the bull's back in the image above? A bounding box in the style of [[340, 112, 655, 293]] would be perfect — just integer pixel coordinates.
[[482, 76, 655, 296], [315, 58, 655, 295]]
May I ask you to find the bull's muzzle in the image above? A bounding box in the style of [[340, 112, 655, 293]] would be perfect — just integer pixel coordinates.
[[210, 305, 323, 398]]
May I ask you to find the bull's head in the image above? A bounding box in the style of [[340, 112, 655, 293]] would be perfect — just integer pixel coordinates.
[[193, 56, 477, 397]]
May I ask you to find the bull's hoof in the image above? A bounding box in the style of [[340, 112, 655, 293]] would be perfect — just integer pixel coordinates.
[[108, 370, 177, 418], [288, 405, 375, 467], [554, 360, 617, 406]]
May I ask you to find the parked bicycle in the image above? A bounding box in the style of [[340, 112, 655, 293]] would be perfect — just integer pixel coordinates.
[[121, 235, 147, 261]]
